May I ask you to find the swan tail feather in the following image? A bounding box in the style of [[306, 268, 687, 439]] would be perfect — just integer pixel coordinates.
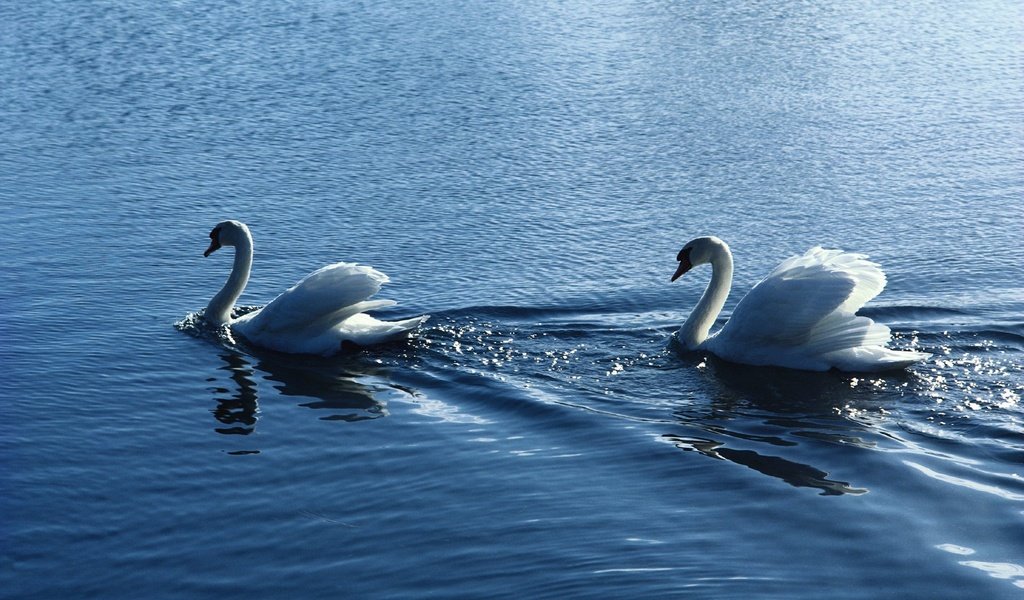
[[336, 313, 429, 346], [823, 347, 932, 372]]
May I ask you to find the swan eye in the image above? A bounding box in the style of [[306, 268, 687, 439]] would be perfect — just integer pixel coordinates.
[[210, 226, 222, 241], [676, 247, 691, 262]]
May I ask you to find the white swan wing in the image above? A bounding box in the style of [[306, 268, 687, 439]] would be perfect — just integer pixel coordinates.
[[242, 262, 391, 335], [716, 247, 889, 352]]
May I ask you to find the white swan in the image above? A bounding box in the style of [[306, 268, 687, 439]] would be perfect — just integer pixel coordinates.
[[202, 220, 428, 355], [670, 236, 929, 372]]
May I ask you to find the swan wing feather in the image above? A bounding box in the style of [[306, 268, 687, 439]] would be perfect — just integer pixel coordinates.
[[717, 247, 888, 350], [243, 262, 390, 334]]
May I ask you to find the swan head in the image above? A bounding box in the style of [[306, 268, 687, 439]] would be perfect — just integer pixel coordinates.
[[672, 236, 729, 281], [204, 220, 251, 257]]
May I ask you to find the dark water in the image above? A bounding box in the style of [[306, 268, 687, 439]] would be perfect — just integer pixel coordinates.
[[2, 1, 1022, 597]]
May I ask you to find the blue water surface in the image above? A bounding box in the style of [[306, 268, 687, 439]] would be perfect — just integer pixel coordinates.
[[2, 0, 1022, 598]]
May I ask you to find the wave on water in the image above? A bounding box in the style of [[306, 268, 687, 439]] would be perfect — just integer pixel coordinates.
[[861, 304, 969, 320], [173, 301, 1023, 430], [174, 308, 235, 346], [172, 301, 1023, 508], [174, 307, 426, 434], [174, 303, 1022, 417]]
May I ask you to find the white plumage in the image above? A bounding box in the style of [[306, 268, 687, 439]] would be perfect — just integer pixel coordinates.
[[671, 237, 929, 372], [203, 220, 427, 355]]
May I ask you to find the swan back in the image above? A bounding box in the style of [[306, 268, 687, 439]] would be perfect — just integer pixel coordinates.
[[719, 247, 884, 349], [231, 262, 426, 355], [247, 263, 390, 334]]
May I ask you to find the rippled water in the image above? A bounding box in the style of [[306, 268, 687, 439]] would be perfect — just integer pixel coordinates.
[[2, 0, 1022, 597]]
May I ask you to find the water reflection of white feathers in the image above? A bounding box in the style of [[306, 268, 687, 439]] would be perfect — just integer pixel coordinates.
[[663, 356, 888, 495], [209, 350, 401, 436], [180, 309, 408, 431], [180, 310, 486, 441], [663, 347, 1024, 505]]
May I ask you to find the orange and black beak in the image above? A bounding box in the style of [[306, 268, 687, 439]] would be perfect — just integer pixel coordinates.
[[671, 248, 692, 282], [204, 227, 222, 257]]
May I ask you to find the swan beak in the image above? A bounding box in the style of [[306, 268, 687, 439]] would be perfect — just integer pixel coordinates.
[[204, 240, 221, 257], [671, 256, 693, 282]]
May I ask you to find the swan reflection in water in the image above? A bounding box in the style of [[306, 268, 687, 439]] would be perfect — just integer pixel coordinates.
[[663, 354, 917, 495], [210, 351, 260, 435], [209, 349, 404, 439]]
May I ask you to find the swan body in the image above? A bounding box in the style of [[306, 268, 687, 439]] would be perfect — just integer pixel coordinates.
[[203, 220, 427, 355], [671, 236, 929, 372]]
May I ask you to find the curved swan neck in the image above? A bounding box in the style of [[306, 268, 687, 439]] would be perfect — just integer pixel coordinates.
[[206, 231, 253, 326], [679, 245, 733, 348]]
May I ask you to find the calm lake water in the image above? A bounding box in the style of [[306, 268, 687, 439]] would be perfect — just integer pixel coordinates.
[[2, 0, 1022, 597]]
